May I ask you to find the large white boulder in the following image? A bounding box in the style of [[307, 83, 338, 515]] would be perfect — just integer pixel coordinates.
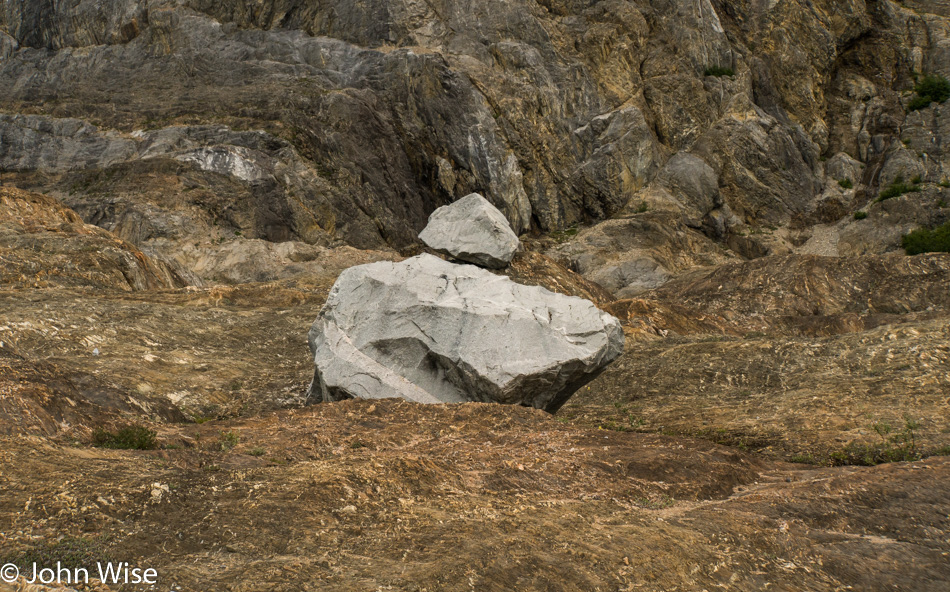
[[419, 193, 520, 268], [306, 254, 624, 412]]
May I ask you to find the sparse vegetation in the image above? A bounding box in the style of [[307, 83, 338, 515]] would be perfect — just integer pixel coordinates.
[[877, 174, 921, 201], [0, 536, 112, 573], [853, 210, 868, 220], [828, 416, 922, 466], [635, 201, 649, 213], [549, 225, 579, 243], [902, 221, 950, 255], [92, 425, 157, 450], [838, 178, 853, 189], [704, 65, 735, 77], [787, 417, 945, 466], [633, 494, 675, 509], [248, 446, 266, 456], [907, 73, 950, 111], [220, 430, 240, 451]]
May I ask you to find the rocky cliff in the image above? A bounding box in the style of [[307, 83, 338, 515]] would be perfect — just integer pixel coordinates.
[[2, 0, 949, 282], [2, 3, 950, 591]]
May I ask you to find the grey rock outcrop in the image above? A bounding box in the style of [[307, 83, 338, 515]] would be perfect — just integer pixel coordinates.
[[306, 254, 624, 413], [546, 212, 737, 298], [2, 0, 950, 278], [419, 193, 520, 268]]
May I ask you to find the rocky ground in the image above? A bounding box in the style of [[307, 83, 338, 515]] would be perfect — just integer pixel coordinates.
[[3, 0, 950, 590], [1, 186, 949, 591], [1, 401, 949, 592]]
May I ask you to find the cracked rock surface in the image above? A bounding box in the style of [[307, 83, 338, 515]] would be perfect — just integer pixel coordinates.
[[307, 254, 624, 412], [419, 192, 520, 269]]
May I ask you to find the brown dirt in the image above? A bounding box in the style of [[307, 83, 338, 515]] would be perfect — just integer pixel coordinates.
[[0, 188, 184, 291], [1, 400, 948, 592], [1, 189, 949, 591]]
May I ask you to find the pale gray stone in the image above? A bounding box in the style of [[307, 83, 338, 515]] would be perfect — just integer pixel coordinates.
[[306, 254, 624, 412], [419, 193, 520, 269]]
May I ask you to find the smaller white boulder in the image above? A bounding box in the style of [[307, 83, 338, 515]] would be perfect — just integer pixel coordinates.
[[419, 193, 520, 268]]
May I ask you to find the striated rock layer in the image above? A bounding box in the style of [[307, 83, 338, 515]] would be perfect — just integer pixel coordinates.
[[1, 0, 948, 281]]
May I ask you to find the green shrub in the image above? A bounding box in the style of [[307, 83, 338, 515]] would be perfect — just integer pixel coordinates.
[[908, 95, 933, 111], [220, 430, 240, 451], [853, 210, 868, 220], [704, 65, 735, 77], [908, 73, 950, 111], [838, 178, 853, 189], [829, 416, 922, 466], [549, 226, 578, 243], [902, 220, 950, 254], [92, 425, 157, 450], [878, 175, 921, 201]]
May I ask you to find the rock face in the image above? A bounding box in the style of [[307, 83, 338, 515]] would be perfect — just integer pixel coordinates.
[[307, 254, 624, 412], [546, 211, 737, 298], [0, 186, 186, 291], [419, 193, 520, 268], [3, 0, 949, 278]]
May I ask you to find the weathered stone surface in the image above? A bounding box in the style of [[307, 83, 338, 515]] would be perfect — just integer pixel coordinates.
[[4, 0, 947, 269], [0, 186, 185, 291], [546, 212, 736, 298], [419, 193, 519, 268], [307, 254, 624, 412]]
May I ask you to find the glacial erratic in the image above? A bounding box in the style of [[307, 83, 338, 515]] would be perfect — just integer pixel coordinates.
[[306, 254, 624, 413]]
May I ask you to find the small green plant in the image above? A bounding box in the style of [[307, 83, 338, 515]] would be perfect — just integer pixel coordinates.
[[838, 178, 854, 189], [92, 425, 157, 450], [248, 446, 266, 456], [704, 65, 735, 77], [350, 440, 366, 449], [220, 430, 240, 451], [908, 73, 950, 111], [635, 201, 649, 213], [878, 175, 921, 201], [633, 494, 676, 509], [829, 416, 923, 466], [902, 138, 912, 146], [911, 174, 923, 184], [549, 225, 579, 243], [853, 210, 868, 220], [0, 537, 112, 573], [789, 453, 817, 464], [902, 220, 950, 254], [938, 178, 950, 188]]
